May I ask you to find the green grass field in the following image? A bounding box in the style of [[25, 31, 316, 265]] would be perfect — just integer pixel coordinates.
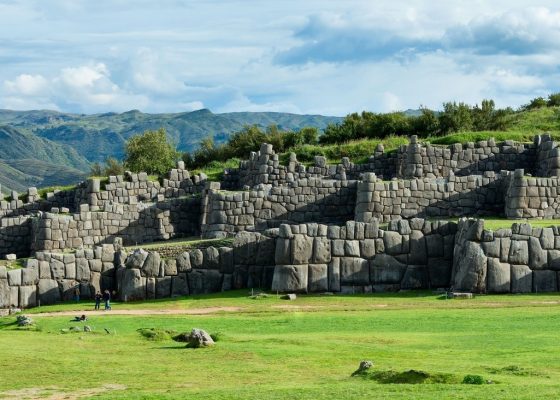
[[1, 291, 560, 399]]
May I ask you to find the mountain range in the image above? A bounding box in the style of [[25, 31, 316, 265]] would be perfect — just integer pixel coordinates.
[[0, 109, 342, 193]]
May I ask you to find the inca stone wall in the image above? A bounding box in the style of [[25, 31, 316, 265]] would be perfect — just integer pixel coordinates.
[[0, 163, 207, 257], [271, 219, 456, 293], [535, 134, 560, 177], [30, 197, 201, 252], [505, 169, 560, 219], [355, 171, 507, 223], [0, 216, 32, 258], [201, 178, 357, 238], [118, 230, 277, 301], [452, 218, 560, 293], [397, 135, 536, 179], [1, 242, 121, 309], [5, 134, 560, 309]]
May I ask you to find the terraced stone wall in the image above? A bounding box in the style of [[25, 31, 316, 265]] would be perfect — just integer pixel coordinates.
[[30, 197, 201, 252], [0, 242, 120, 309], [355, 172, 507, 223], [505, 169, 560, 219], [397, 136, 536, 179], [270, 219, 456, 293], [452, 218, 560, 293], [201, 178, 357, 238]]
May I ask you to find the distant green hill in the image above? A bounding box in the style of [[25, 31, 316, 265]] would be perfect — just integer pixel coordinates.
[[0, 109, 342, 163], [0, 125, 90, 194], [0, 109, 341, 192]]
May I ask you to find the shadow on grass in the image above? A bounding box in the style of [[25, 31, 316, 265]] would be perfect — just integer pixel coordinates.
[[354, 369, 458, 384], [156, 345, 187, 350]]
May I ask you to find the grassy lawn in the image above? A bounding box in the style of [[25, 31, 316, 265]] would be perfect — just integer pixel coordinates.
[[1, 291, 560, 399]]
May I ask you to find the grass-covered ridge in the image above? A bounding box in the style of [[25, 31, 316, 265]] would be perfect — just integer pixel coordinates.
[[2, 291, 560, 399]]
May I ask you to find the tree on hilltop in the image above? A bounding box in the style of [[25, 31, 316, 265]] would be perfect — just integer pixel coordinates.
[[124, 128, 178, 175]]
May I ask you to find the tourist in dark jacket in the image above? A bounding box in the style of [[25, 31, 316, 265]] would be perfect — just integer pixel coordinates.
[[103, 290, 111, 310], [94, 292, 102, 310]]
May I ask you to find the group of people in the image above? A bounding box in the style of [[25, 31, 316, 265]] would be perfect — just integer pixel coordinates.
[[94, 290, 113, 311]]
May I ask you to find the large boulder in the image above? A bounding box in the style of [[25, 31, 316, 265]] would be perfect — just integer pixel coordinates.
[[176, 252, 192, 272], [340, 257, 370, 285], [185, 328, 215, 348], [37, 279, 61, 305], [271, 265, 308, 293], [370, 254, 406, 284], [142, 252, 161, 277], [427, 258, 452, 288], [126, 248, 148, 269], [120, 269, 146, 301], [452, 240, 487, 293], [328, 258, 341, 292], [0, 279, 10, 308], [156, 277, 172, 298], [533, 270, 557, 292], [308, 264, 328, 292], [383, 231, 403, 255], [171, 273, 189, 297], [291, 234, 313, 264], [511, 265, 532, 293], [218, 247, 234, 274], [203, 247, 220, 269], [76, 258, 91, 282], [408, 231, 427, 264], [313, 237, 331, 263], [487, 258, 511, 293], [19, 286, 37, 308], [528, 237, 547, 270], [275, 238, 291, 265], [508, 240, 529, 265], [58, 280, 79, 301], [188, 270, 223, 295], [401, 265, 428, 289]]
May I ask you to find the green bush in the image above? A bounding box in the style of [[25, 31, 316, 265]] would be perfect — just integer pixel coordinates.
[[124, 128, 179, 175], [462, 374, 485, 385]]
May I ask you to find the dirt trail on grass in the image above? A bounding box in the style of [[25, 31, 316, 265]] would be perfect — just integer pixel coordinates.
[[0, 383, 127, 399], [32, 306, 242, 317]]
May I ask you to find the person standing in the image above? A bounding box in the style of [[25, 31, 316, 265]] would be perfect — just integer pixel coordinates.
[[103, 290, 111, 311], [74, 287, 80, 303], [94, 292, 102, 310]]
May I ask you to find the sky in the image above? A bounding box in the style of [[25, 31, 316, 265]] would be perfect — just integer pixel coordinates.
[[1, 0, 560, 116]]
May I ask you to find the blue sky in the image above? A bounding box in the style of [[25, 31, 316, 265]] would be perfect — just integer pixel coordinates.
[[1, 0, 559, 116]]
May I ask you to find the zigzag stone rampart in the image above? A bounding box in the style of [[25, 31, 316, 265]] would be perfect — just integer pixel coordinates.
[[3, 133, 560, 309]]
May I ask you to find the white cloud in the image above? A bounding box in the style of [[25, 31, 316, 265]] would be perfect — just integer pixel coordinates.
[[1, 1, 560, 115], [4, 74, 48, 95], [58, 63, 109, 88]]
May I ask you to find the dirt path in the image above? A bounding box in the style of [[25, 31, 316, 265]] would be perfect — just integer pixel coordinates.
[[32, 306, 242, 317], [0, 384, 127, 400]]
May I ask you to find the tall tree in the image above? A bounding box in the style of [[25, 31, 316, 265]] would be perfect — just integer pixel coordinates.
[[124, 128, 178, 175]]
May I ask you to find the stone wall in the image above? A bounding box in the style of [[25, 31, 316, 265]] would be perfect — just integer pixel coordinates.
[[1, 242, 121, 309], [355, 171, 507, 223], [535, 134, 560, 177], [397, 135, 535, 179], [0, 216, 32, 258], [6, 216, 560, 309], [505, 169, 560, 219], [30, 196, 201, 252], [118, 230, 276, 301], [271, 219, 457, 293], [452, 218, 560, 293], [201, 178, 357, 238], [0, 162, 207, 257]]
